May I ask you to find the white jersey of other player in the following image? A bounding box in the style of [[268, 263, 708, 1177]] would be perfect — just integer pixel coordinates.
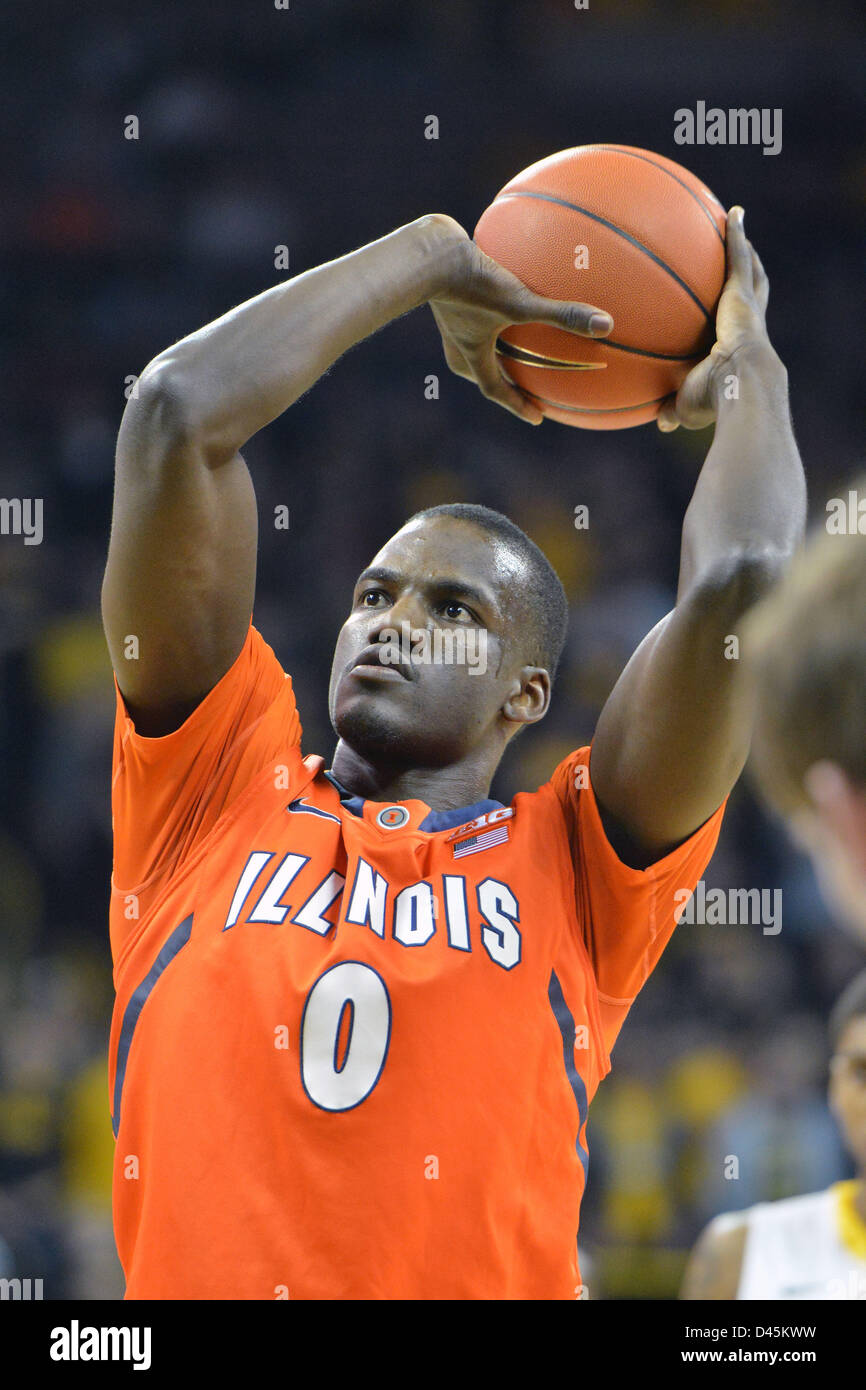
[[734, 1181, 866, 1299]]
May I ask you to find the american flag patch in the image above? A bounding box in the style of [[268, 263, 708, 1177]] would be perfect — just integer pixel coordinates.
[[452, 823, 510, 859]]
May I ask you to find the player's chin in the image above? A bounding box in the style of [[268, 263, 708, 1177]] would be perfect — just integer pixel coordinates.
[[333, 681, 465, 766], [336, 679, 413, 735], [334, 671, 416, 718]]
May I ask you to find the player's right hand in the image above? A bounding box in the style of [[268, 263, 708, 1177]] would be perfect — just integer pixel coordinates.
[[427, 215, 613, 425], [656, 206, 778, 432]]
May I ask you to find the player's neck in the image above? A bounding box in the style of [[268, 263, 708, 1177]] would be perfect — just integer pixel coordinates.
[[329, 741, 496, 812]]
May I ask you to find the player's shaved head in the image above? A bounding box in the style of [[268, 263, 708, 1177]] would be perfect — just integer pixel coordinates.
[[407, 503, 569, 683]]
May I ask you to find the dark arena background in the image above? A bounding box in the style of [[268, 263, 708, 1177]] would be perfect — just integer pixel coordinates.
[[1, 0, 864, 1320]]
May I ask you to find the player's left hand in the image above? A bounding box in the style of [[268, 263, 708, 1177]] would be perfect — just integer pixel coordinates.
[[427, 216, 614, 425], [656, 206, 777, 432]]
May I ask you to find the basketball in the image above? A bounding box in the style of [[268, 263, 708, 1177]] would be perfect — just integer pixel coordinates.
[[473, 144, 728, 429]]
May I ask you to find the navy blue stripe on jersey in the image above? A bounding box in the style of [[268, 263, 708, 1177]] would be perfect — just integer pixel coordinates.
[[323, 769, 504, 832], [322, 770, 366, 818], [112, 914, 194, 1137], [548, 970, 589, 1180], [287, 796, 341, 823], [418, 800, 505, 833]]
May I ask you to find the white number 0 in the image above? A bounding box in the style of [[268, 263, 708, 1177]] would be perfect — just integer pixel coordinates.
[[300, 961, 392, 1112]]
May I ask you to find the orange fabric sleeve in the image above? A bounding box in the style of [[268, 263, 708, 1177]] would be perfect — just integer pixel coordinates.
[[548, 743, 726, 1057], [110, 621, 302, 951]]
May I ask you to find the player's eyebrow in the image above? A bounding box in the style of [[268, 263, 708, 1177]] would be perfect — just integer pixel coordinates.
[[355, 566, 500, 618]]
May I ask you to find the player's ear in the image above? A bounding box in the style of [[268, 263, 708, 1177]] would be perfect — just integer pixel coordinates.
[[502, 667, 550, 728]]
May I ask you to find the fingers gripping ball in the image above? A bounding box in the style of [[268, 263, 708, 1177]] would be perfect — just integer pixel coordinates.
[[473, 145, 727, 429]]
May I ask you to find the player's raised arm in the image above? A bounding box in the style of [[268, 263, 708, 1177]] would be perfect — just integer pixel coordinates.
[[102, 214, 611, 736], [588, 208, 807, 867]]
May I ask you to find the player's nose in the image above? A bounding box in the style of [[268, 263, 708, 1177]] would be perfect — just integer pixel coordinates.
[[370, 590, 429, 638]]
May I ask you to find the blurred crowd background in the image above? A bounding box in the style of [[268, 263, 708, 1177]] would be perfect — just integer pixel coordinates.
[[1, 0, 864, 1299]]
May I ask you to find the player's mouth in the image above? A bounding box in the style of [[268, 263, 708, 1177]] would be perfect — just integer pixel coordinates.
[[348, 645, 416, 682]]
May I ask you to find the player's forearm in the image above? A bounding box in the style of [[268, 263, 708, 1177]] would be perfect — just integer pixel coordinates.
[[677, 343, 806, 600], [135, 214, 464, 465]]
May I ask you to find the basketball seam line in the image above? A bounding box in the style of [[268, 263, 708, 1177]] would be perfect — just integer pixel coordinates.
[[525, 391, 670, 414], [602, 337, 703, 361], [496, 335, 702, 364], [576, 145, 726, 247], [497, 190, 713, 321]]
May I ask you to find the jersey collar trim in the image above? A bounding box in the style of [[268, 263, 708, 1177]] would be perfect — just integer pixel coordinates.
[[322, 770, 366, 818], [835, 1179, 866, 1261], [322, 769, 504, 833], [418, 799, 505, 833]]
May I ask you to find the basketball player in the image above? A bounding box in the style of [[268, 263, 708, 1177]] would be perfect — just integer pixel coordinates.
[[102, 206, 805, 1297], [681, 970, 866, 1299]]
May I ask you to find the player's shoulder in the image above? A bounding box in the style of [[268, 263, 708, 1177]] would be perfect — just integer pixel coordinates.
[[741, 1187, 837, 1228], [706, 1189, 835, 1249], [700, 1208, 751, 1246], [682, 1209, 750, 1299]]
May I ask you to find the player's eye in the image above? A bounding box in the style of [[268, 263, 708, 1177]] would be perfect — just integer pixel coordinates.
[[439, 599, 473, 622], [359, 588, 389, 608], [833, 1055, 866, 1084]]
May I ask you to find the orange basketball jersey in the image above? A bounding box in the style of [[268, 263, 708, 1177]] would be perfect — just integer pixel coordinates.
[[108, 621, 724, 1299]]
